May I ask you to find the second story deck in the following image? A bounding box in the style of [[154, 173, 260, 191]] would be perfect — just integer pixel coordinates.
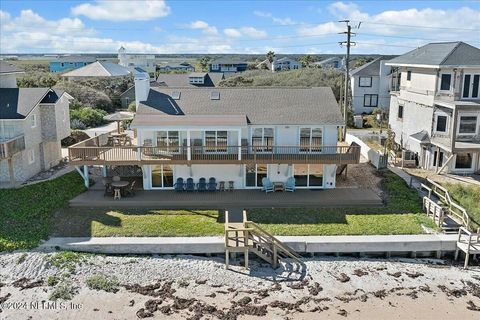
[[68, 131, 360, 166]]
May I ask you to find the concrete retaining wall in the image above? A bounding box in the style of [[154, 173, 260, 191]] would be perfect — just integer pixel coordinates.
[[41, 234, 457, 256]]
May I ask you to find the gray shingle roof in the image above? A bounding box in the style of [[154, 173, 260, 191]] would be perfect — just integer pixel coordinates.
[[387, 42, 480, 67], [0, 88, 50, 119], [350, 56, 396, 76], [0, 61, 23, 74], [410, 130, 430, 144], [53, 55, 96, 63], [209, 59, 247, 65], [135, 87, 343, 126], [62, 61, 131, 77], [156, 73, 224, 87]]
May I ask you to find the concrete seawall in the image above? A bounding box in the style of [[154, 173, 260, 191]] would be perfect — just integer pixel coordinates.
[[41, 234, 457, 257]]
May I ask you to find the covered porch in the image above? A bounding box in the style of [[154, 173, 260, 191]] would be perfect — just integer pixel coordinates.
[[69, 187, 383, 209]]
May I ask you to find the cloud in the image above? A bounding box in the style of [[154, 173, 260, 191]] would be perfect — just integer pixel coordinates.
[[0, 9, 232, 54], [253, 10, 296, 25], [224, 27, 267, 39], [297, 22, 343, 37], [71, 0, 170, 21], [188, 20, 218, 35]]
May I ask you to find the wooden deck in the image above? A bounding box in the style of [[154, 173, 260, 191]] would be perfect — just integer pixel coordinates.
[[69, 188, 383, 209]]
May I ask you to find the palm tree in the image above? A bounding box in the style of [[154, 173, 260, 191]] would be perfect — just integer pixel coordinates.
[[299, 55, 314, 68]]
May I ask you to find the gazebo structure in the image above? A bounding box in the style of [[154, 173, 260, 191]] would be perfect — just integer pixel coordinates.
[[103, 111, 134, 134]]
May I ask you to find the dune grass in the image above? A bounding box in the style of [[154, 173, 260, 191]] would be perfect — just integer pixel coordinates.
[[444, 183, 480, 228]]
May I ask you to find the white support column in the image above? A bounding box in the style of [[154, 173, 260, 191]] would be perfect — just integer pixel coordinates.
[[237, 129, 242, 161], [102, 165, 107, 177], [187, 130, 191, 161], [137, 131, 142, 161], [83, 165, 89, 188]]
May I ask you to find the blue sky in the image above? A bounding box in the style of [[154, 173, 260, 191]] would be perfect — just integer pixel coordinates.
[[1, 0, 479, 54]]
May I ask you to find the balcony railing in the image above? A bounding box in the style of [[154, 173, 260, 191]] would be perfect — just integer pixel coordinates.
[[68, 133, 360, 165], [0, 135, 26, 159]]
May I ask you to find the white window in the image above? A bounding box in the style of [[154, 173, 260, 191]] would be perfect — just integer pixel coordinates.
[[434, 114, 448, 133], [251, 128, 274, 152], [455, 153, 473, 169], [293, 164, 324, 188], [458, 115, 478, 135], [462, 74, 480, 99], [28, 149, 35, 164], [31, 114, 37, 128], [211, 64, 219, 70], [439, 73, 452, 91], [156, 131, 179, 152], [364, 94, 378, 107], [299, 127, 322, 152], [359, 77, 372, 87], [204, 130, 228, 152]]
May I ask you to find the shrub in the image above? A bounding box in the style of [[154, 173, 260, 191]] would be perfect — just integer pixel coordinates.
[[86, 274, 119, 293], [16, 253, 28, 264], [0, 172, 86, 251], [45, 251, 86, 272], [47, 276, 59, 286], [70, 107, 107, 128], [127, 101, 136, 112], [61, 130, 90, 147], [49, 282, 77, 301], [70, 119, 86, 130]]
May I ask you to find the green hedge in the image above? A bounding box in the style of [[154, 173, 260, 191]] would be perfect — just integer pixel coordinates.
[[0, 172, 86, 251]]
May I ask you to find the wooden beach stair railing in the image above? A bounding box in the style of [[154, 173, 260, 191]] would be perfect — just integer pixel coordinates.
[[224, 209, 302, 270]]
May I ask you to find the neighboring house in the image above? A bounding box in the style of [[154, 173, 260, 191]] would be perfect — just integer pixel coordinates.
[[257, 57, 302, 72], [350, 56, 397, 114], [209, 59, 248, 73], [0, 61, 72, 185], [69, 73, 360, 190], [313, 57, 345, 70], [49, 56, 96, 73], [62, 61, 131, 78], [387, 41, 480, 174], [120, 72, 224, 108], [158, 62, 195, 73], [118, 46, 156, 74]]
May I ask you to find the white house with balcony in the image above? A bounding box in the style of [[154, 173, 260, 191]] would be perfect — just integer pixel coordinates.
[[387, 42, 480, 174], [350, 56, 396, 114], [118, 46, 156, 74], [68, 72, 360, 190]]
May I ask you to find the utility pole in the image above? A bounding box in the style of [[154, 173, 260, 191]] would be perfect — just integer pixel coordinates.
[[339, 20, 356, 140]]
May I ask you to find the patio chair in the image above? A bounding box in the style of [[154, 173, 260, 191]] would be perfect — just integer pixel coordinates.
[[261, 177, 274, 193], [174, 178, 185, 192], [124, 180, 136, 197], [102, 179, 113, 197], [112, 175, 121, 182], [197, 177, 207, 192], [228, 181, 234, 192], [219, 181, 225, 191], [207, 177, 217, 191], [185, 178, 195, 192], [285, 177, 296, 192]]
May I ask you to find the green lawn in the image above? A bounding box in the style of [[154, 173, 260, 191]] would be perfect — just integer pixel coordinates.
[[0, 172, 86, 251], [51, 171, 436, 237]]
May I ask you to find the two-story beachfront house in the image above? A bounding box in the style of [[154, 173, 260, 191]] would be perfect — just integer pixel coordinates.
[[0, 61, 72, 185], [387, 42, 480, 174], [209, 59, 248, 73], [158, 62, 195, 73], [313, 57, 345, 70], [68, 71, 360, 189], [118, 46, 156, 75], [350, 57, 396, 115], [49, 56, 96, 73]]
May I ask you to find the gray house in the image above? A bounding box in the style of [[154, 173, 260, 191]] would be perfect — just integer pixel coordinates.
[[387, 42, 480, 174], [0, 61, 72, 185], [158, 62, 195, 73]]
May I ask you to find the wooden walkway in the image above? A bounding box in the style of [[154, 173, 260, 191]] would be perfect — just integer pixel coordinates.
[[69, 188, 382, 209]]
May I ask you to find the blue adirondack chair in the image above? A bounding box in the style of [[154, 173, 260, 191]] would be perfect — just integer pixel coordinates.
[[174, 178, 185, 192], [207, 177, 217, 191], [285, 177, 296, 192], [185, 178, 195, 191], [261, 177, 274, 193], [197, 177, 207, 192]]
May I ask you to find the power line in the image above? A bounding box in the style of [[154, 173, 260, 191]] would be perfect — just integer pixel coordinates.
[[351, 20, 479, 31]]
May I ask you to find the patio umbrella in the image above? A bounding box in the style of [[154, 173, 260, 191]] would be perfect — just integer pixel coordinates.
[[103, 111, 134, 133]]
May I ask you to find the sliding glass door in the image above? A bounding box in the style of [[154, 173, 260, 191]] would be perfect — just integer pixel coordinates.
[[244, 164, 268, 188], [293, 164, 324, 188], [151, 165, 174, 189]]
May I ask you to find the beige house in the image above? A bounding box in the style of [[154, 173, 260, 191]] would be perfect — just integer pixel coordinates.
[[387, 42, 480, 174], [0, 61, 72, 185]]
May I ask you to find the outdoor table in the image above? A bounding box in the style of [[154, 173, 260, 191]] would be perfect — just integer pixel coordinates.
[[111, 180, 129, 196], [273, 182, 284, 192]]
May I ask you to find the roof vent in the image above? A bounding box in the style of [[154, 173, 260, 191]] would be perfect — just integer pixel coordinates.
[[210, 91, 220, 100], [171, 91, 181, 100]]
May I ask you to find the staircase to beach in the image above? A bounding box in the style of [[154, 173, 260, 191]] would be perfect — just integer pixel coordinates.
[[224, 209, 302, 269]]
